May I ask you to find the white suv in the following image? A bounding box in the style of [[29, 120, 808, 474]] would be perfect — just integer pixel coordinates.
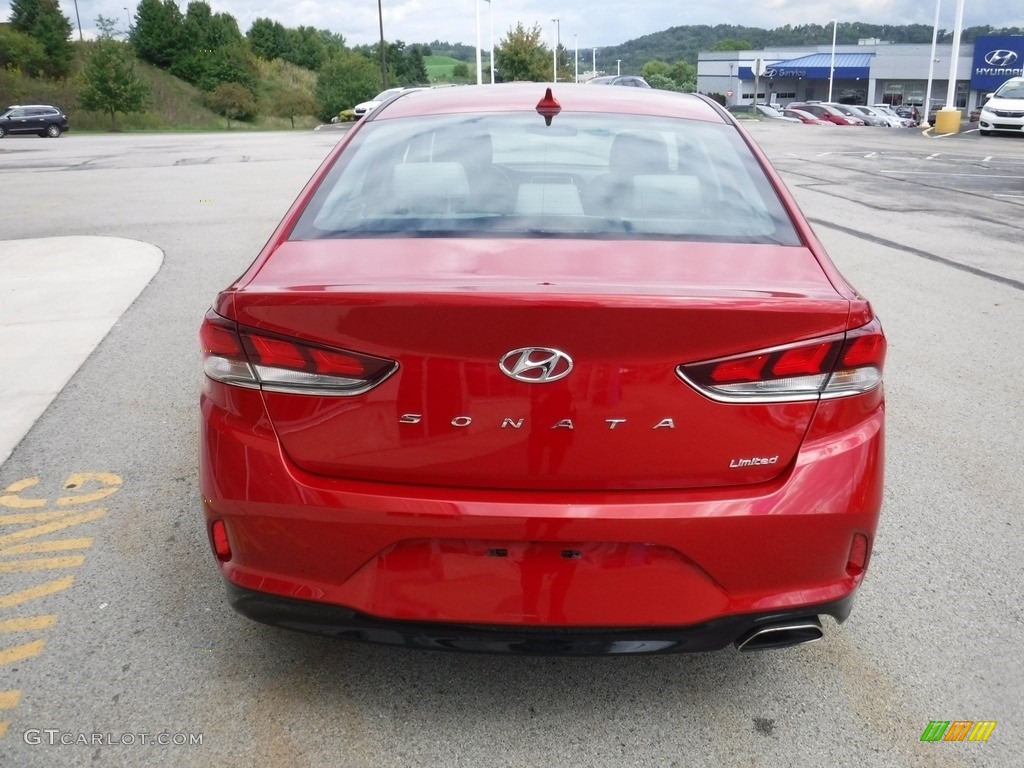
[[978, 77, 1024, 136]]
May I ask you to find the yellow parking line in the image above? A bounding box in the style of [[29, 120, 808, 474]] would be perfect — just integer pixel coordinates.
[[56, 473, 122, 507], [0, 556, 86, 573], [0, 640, 46, 666], [0, 538, 92, 555], [0, 478, 46, 509], [0, 508, 106, 549], [0, 616, 58, 633], [0, 576, 75, 608], [0, 722, 8, 739], [0, 691, 22, 709], [0, 512, 77, 525]]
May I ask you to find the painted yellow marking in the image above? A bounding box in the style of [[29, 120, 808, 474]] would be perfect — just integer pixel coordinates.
[[0, 691, 22, 709], [0, 538, 92, 555], [0, 478, 46, 509], [0, 616, 57, 633], [0, 512, 74, 525], [0, 640, 46, 666], [56, 473, 122, 506], [0, 556, 86, 573], [0, 508, 106, 549], [0, 576, 75, 608], [0, 721, 8, 739]]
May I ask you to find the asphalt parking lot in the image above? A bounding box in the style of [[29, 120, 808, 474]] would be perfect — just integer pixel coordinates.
[[0, 124, 1021, 767]]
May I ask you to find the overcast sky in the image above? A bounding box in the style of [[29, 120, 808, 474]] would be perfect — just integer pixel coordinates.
[[3, 1, 1022, 49]]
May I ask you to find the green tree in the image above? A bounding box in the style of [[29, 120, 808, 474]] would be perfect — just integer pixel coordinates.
[[271, 89, 317, 128], [284, 26, 327, 70], [452, 62, 469, 80], [9, 0, 74, 78], [642, 60, 672, 80], [168, 2, 256, 93], [646, 73, 679, 91], [495, 23, 550, 82], [130, 0, 184, 67], [206, 81, 257, 127], [247, 17, 289, 61], [314, 50, 379, 120], [0, 25, 48, 77], [78, 17, 150, 127], [669, 60, 697, 91]]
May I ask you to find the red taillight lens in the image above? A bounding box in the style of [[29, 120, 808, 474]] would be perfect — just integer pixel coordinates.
[[211, 519, 232, 561], [846, 533, 869, 577], [677, 318, 885, 403], [199, 309, 397, 396]]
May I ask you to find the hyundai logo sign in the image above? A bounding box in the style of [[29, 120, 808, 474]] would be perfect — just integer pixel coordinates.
[[984, 49, 1019, 67], [972, 36, 1024, 90]]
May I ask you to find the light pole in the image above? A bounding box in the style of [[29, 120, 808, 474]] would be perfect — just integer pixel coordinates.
[[592, 48, 597, 78], [475, 0, 483, 84], [945, 0, 966, 110], [72, 0, 83, 40], [616, 59, 621, 76], [123, 6, 130, 35], [377, 0, 387, 89], [828, 19, 837, 102], [574, 34, 579, 83], [551, 19, 559, 82], [924, 0, 941, 125], [489, 0, 494, 84]]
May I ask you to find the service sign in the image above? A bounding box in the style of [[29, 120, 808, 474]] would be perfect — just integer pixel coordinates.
[[971, 35, 1024, 91]]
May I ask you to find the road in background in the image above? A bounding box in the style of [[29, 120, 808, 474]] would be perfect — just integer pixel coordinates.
[[0, 127, 1020, 767]]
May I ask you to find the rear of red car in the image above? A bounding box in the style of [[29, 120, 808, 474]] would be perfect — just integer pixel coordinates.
[[200, 85, 884, 653]]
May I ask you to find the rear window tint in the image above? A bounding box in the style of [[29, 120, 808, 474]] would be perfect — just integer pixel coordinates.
[[290, 112, 799, 245]]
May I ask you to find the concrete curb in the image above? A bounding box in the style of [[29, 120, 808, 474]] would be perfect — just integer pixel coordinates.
[[0, 236, 163, 465]]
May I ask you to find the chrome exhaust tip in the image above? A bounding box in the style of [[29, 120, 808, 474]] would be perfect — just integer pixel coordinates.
[[735, 617, 824, 652]]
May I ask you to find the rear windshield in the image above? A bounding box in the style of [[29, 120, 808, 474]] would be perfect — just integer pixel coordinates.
[[290, 112, 800, 245]]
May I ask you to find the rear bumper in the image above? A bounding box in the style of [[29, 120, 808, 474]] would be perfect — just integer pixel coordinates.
[[228, 582, 855, 655], [201, 382, 884, 634]]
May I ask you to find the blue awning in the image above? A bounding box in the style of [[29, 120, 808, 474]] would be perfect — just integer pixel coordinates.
[[739, 53, 874, 80]]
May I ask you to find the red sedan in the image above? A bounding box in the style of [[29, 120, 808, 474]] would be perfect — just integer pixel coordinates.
[[783, 107, 836, 126], [200, 84, 885, 654]]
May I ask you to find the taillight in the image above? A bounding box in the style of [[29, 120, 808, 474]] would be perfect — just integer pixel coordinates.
[[200, 310, 397, 396], [846, 533, 869, 577], [677, 318, 885, 403], [211, 519, 232, 561]]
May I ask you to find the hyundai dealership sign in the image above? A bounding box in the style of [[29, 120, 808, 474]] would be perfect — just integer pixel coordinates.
[[972, 36, 1024, 90]]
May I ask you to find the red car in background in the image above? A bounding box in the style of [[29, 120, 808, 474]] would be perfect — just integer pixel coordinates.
[[782, 107, 835, 125], [788, 102, 865, 126], [200, 84, 886, 655]]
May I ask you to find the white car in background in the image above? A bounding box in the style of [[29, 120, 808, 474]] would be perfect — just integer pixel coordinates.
[[871, 104, 916, 127], [850, 105, 901, 127], [354, 87, 422, 117], [978, 76, 1024, 136]]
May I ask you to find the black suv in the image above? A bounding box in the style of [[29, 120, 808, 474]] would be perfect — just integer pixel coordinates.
[[0, 104, 69, 138]]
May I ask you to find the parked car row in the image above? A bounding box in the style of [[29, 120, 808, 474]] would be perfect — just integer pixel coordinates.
[[730, 100, 918, 128]]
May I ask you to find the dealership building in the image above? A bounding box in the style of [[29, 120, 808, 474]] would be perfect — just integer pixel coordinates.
[[697, 35, 1024, 112]]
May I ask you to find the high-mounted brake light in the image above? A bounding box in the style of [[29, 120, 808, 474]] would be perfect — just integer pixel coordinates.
[[677, 318, 886, 403], [536, 88, 562, 125], [200, 310, 398, 396]]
